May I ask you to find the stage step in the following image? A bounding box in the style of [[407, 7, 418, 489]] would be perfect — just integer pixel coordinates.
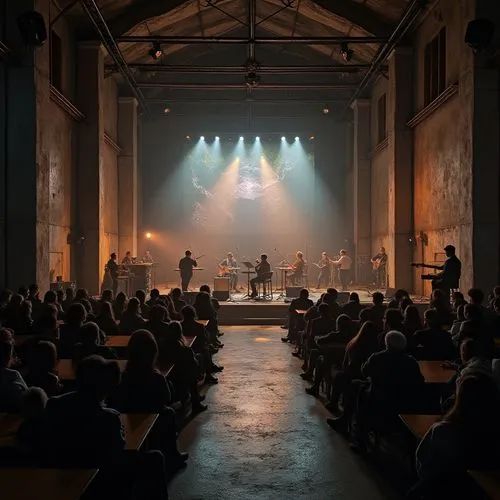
[[218, 303, 288, 325]]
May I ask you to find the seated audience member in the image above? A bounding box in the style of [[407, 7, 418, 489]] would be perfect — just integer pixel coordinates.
[[12, 300, 33, 335], [200, 284, 220, 313], [27, 284, 43, 319], [111, 330, 188, 467], [399, 297, 414, 315], [56, 289, 65, 308], [430, 289, 454, 328], [316, 314, 354, 346], [349, 331, 425, 448], [31, 304, 59, 338], [42, 355, 169, 499], [24, 341, 62, 396], [307, 321, 379, 406], [59, 303, 86, 357], [112, 292, 127, 320], [468, 287, 495, 323], [0, 288, 12, 316], [170, 288, 186, 314], [412, 308, 456, 360], [402, 305, 423, 339], [379, 308, 404, 346], [146, 288, 161, 308], [119, 297, 147, 334], [146, 305, 171, 340], [17, 286, 29, 299], [43, 291, 63, 318], [1, 293, 23, 329], [281, 288, 314, 343], [414, 374, 500, 499], [96, 289, 114, 316], [456, 303, 494, 356], [193, 292, 221, 347], [16, 386, 48, 455], [159, 321, 211, 405], [342, 292, 363, 321], [95, 301, 119, 336], [369, 292, 386, 331], [451, 304, 466, 338], [135, 290, 151, 319], [311, 304, 338, 337], [73, 322, 117, 361], [451, 291, 467, 312], [322, 289, 343, 322], [0, 329, 28, 412], [61, 287, 74, 312]]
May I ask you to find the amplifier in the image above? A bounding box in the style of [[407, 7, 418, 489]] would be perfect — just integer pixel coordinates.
[[214, 277, 230, 291], [286, 286, 302, 298]]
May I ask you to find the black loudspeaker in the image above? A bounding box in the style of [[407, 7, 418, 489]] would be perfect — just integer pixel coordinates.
[[465, 19, 495, 51], [286, 286, 302, 298], [182, 291, 198, 305], [337, 291, 350, 306], [213, 291, 229, 301], [17, 11, 47, 46]]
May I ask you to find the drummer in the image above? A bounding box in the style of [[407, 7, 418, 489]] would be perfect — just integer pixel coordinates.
[[218, 252, 239, 292]]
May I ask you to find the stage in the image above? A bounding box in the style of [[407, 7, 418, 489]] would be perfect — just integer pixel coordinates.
[[156, 283, 430, 325]]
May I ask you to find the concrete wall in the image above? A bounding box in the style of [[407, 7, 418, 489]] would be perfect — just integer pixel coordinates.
[[412, 0, 474, 294], [370, 76, 390, 257]]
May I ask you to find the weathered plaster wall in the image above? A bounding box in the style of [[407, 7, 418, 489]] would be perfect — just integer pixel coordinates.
[[412, 0, 474, 294], [370, 76, 390, 257]]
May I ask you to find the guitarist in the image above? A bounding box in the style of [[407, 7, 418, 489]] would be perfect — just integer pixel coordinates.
[[219, 252, 238, 292], [413, 244, 461, 295], [316, 252, 332, 289], [179, 250, 198, 291], [371, 247, 388, 287]]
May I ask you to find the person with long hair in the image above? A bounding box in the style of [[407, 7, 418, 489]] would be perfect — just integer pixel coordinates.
[[402, 305, 423, 339], [24, 340, 62, 397], [118, 297, 146, 334], [95, 301, 119, 336], [342, 292, 363, 321], [193, 292, 222, 347], [112, 292, 127, 320], [414, 374, 500, 498]]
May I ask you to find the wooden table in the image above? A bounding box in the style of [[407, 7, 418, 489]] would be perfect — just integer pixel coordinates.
[[195, 319, 209, 327], [106, 335, 195, 349], [0, 468, 98, 500], [399, 414, 441, 439], [418, 360, 455, 384], [0, 413, 157, 451], [295, 309, 308, 315]]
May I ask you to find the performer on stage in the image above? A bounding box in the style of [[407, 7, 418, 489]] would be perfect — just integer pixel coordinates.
[[106, 252, 119, 296], [287, 251, 305, 285], [371, 247, 388, 287], [219, 252, 238, 291], [179, 250, 198, 291], [250, 254, 271, 298], [142, 250, 154, 263], [122, 251, 133, 266], [316, 252, 331, 289], [331, 249, 352, 291]]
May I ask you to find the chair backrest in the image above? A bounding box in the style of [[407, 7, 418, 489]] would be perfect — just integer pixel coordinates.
[[263, 271, 273, 281]]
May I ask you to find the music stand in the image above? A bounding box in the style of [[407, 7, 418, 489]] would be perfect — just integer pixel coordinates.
[[241, 261, 255, 298]]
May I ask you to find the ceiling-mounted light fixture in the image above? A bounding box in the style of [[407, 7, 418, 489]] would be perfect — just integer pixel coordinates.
[[322, 105, 329, 115], [148, 41, 163, 60], [340, 42, 353, 62]]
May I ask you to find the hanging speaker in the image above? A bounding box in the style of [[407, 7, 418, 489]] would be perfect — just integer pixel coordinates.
[[17, 11, 47, 47], [465, 19, 495, 51]]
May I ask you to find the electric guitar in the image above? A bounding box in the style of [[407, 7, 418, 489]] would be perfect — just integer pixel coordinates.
[[411, 262, 442, 270]]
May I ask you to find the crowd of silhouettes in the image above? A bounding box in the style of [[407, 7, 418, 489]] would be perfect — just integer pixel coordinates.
[[0, 283, 225, 498], [284, 286, 500, 499]]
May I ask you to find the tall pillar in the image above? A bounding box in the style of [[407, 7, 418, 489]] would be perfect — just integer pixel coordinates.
[[387, 47, 413, 290], [118, 98, 138, 258], [1, 0, 50, 291], [76, 43, 105, 294], [351, 100, 371, 282], [471, 0, 500, 291]]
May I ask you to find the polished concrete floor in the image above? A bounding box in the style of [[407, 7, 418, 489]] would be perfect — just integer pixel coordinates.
[[170, 326, 397, 500]]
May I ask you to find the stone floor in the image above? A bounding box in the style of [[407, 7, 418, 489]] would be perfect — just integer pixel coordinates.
[[170, 326, 398, 500]]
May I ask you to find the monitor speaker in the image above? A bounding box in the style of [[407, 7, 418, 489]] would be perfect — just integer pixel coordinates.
[[214, 277, 230, 291], [286, 286, 302, 298]]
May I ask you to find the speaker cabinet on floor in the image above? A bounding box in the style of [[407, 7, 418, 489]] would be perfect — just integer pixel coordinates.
[[286, 286, 302, 298]]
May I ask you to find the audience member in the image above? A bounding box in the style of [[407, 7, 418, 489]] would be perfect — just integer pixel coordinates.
[[402, 305, 423, 339], [16, 386, 48, 455], [170, 288, 186, 314], [369, 292, 386, 331], [24, 340, 62, 396], [61, 287, 74, 312], [112, 292, 127, 320], [380, 308, 404, 346], [95, 301, 119, 335], [146, 288, 161, 308], [451, 304, 466, 337], [430, 289, 454, 328], [281, 288, 314, 343], [412, 309, 456, 360], [72, 322, 117, 361], [31, 304, 59, 338], [342, 292, 363, 321], [146, 305, 171, 340], [135, 290, 151, 319], [119, 297, 147, 334], [58, 303, 87, 357]]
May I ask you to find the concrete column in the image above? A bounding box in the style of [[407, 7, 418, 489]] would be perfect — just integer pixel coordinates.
[[344, 121, 354, 245], [118, 97, 138, 258], [471, 0, 500, 291], [387, 47, 413, 290], [0, 0, 50, 291], [351, 100, 371, 282], [76, 42, 105, 294]]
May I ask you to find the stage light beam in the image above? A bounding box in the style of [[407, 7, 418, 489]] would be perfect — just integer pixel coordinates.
[[200, 136, 205, 141], [281, 136, 286, 141], [295, 136, 299, 141], [215, 136, 220, 140], [145, 232, 152, 239]]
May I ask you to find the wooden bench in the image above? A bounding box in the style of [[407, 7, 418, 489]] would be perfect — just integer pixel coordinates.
[[417, 360, 455, 384], [400, 414, 500, 498], [106, 335, 195, 349], [295, 309, 308, 315], [0, 413, 158, 451], [195, 319, 209, 327], [0, 467, 98, 500]]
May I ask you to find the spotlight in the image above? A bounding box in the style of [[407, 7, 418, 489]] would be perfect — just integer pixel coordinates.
[[186, 135, 191, 140], [215, 136, 220, 140], [239, 136, 244, 141], [340, 42, 353, 62], [322, 105, 329, 115], [281, 136, 286, 141], [309, 136, 315, 140], [145, 232, 152, 240], [295, 136, 299, 141], [200, 136, 205, 141], [163, 107, 170, 114], [256, 136, 260, 140], [148, 42, 163, 60]]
